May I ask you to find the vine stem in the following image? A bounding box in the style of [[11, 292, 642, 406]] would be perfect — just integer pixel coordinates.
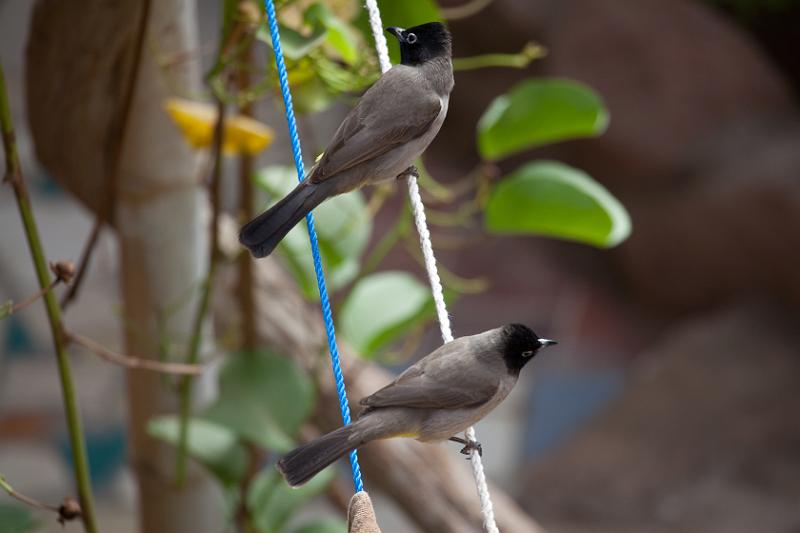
[[0, 63, 99, 533], [174, 98, 226, 486]]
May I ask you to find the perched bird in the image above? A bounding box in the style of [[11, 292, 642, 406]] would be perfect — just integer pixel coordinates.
[[277, 324, 556, 487], [240, 22, 454, 258]]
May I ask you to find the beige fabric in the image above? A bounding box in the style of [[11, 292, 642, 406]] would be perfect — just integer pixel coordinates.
[[347, 491, 382, 533]]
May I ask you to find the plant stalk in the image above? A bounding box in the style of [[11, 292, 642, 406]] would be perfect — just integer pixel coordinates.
[[237, 40, 258, 351], [0, 63, 99, 533], [174, 99, 226, 485], [453, 42, 548, 71]]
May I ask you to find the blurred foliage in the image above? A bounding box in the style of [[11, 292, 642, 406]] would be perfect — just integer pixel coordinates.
[[0, 300, 12, 320], [149, 351, 330, 532], [150, 0, 631, 530], [247, 467, 342, 533], [202, 350, 315, 452], [149, 416, 248, 487], [0, 503, 37, 533], [341, 271, 434, 357]]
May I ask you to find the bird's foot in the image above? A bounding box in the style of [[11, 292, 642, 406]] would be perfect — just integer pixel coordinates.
[[450, 436, 483, 457], [400, 165, 419, 179], [460, 440, 483, 457]]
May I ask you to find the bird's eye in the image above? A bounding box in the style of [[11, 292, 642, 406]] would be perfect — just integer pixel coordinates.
[[406, 33, 418, 44], [522, 350, 534, 358]]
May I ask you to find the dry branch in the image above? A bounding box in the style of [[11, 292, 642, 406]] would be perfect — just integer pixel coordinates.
[[65, 331, 205, 376]]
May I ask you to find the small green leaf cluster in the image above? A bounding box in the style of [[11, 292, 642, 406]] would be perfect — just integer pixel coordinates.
[[149, 352, 344, 533], [478, 79, 629, 248]]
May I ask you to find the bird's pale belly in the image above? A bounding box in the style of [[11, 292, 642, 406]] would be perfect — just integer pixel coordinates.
[[344, 96, 450, 191], [416, 379, 514, 442]]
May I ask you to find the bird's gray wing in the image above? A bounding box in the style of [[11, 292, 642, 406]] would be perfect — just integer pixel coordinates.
[[360, 340, 499, 410], [310, 67, 441, 183]]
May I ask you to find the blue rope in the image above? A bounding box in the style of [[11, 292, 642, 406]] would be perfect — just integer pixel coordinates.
[[263, 0, 363, 493]]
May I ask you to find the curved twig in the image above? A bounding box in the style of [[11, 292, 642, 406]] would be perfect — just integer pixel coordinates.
[[65, 331, 204, 376]]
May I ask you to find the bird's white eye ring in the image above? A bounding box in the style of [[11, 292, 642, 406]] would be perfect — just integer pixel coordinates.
[[406, 33, 418, 44], [522, 350, 534, 358]]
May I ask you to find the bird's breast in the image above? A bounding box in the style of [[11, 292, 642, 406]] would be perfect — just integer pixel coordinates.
[[360, 94, 450, 186], [416, 375, 515, 442]]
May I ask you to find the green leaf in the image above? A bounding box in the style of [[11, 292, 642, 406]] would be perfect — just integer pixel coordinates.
[[355, 0, 442, 65], [341, 271, 434, 357], [485, 161, 631, 248], [257, 23, 328, 60], [0, 300, 12, 320], [0, 503, 37, 533], [203, 350, 314, 452], [248, 466, 335, 533], [291, 74, 338, 115], [291, 518, 348, 533], [255, 166, 370, 299], [477, 79, 609, 161], [305, 4, 360, 66], [147, 416, 247, 486]]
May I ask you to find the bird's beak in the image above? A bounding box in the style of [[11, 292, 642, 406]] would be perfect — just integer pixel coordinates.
[[539, 339, 558, 348], [385, 27, 405, 43]]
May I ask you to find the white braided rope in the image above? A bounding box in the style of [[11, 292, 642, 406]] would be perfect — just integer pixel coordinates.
[[362, 4, 499, 532]]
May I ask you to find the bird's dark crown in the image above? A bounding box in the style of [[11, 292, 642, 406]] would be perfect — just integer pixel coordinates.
[[386, 22, 452, 66], [501, 323, 553, 374]]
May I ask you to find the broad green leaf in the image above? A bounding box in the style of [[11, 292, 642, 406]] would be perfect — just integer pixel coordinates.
[[255, 166, 370, 299], [341, 272, 434, 357], [147, 416, 247, 486], [0, 503, 37, 533], [485, 161, 631, 248], [477, 79, 609, 161], [248, 466, 335, 533], [356, 0, 442, 65], [291, 518, 348, 533], [203, 350, 314, 452], [0, 506, 34, 533], [305, 4, 360, 66], [256, 24, 328, 60]]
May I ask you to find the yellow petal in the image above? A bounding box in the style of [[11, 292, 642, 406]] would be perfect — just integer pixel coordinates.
[[164, 98, 275, 155]]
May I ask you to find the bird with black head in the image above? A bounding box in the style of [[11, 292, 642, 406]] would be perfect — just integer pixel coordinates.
[[276, 323, 556, 487], [239, 22, 455, 258]]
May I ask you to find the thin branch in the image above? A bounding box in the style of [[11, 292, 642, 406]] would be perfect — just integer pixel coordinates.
[[1, 279, 59, 319], [0, 63, 99, 533], [237, 39, 258, 351], [440, 0, 495, 19], [453, 42, 548, 71], [233, 442, 263, 531], [65, 331, 204, 376], [174, 98, 226, 486], [61, 219, 101, 309], [0, 474, 82, 526], [0, 474, 61, 514]]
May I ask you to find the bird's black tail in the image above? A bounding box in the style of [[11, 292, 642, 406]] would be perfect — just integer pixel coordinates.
[[239, 182, 325, 258], [277, 423, 360, 488]]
